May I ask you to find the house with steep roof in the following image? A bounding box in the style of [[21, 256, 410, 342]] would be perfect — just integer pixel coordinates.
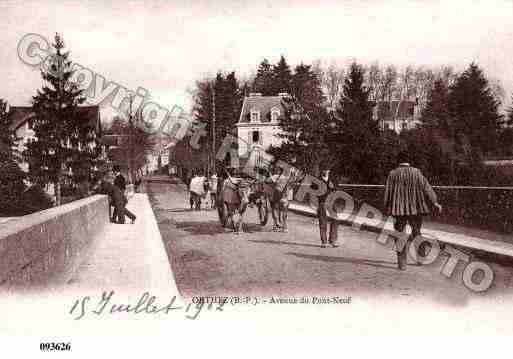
[[372, 100, 421, 133], [235, 92, 288, 168]]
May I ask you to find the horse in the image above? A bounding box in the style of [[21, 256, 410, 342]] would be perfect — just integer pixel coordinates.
[[218, 176, 254, 234]]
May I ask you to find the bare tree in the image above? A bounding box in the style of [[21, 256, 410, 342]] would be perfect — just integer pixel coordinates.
[[381, 65, 398, 102], [403, 65, 416, 100], [489, 77, 506, 105], [413, 67, 436, 108], [367, 62, 382, 102], [324, 61, 345, 109], [438, 65, 457, 88]]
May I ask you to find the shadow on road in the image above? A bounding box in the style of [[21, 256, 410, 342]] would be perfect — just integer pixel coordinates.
[[174, 220, 268, 235], [286, 252, 398, 270], [158, 208, 195, 213], [175, 220, 228, 235], [248, 239, 322, 248]]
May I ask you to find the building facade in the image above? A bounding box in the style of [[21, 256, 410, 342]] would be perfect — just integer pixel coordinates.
[[236, 93, 288, 169], [372, 100, 422, 133]]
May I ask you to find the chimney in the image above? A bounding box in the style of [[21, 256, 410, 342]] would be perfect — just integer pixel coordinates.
[[249, 92, 262, 97]]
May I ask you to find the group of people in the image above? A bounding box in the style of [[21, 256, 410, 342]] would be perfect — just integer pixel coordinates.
[[94, 165, 137, 224], [316, 151, 442, 270], [182, 150, 441, 271], [187, 172, 218, 211]]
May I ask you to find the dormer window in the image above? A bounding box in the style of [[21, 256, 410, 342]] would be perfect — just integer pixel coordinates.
[[271, 107, 280, 122], [250, 109, 260, 123]]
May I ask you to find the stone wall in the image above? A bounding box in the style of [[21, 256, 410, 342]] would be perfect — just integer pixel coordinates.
[[0, 194, 109, 290]]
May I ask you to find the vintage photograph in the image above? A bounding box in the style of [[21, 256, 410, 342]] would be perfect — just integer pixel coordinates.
[[1, 0, 513, 355]]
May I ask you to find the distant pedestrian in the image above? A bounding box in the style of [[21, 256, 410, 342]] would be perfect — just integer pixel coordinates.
[[95, 177, 136, 224], [210, 174, 218, 209], [384, 151, 442, 270], [189, 172, 205, 210], [113, 165, 126, 192], [317, 168, 339, 248], [112, 165, 127, 223]]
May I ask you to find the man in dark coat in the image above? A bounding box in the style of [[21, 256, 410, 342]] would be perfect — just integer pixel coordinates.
[[384, 151, 442, 270], [113, 165, 126, 192], [317, 169, 339, 248], [95, 178, 136, 224], [112, 165, 127, 222]]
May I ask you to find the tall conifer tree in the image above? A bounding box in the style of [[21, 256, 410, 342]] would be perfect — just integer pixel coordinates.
[[272, 55, 292, 95], [448, 63, 503, 156], [24, 34, 98, 205], [252, 59, 275, 96]]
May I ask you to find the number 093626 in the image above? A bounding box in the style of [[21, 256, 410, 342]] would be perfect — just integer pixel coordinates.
[[39, 342, 71, 351]]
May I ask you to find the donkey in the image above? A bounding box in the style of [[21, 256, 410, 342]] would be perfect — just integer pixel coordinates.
[[220, 177, 254, 234]]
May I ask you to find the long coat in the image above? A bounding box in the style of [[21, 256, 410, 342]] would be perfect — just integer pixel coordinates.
[[384, 164, 437, 216], [99, 181, 126, 208]]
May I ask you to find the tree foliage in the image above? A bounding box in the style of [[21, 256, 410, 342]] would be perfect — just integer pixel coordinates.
[[252, 59, 275, 96], [448, 63, 503, 156], [334, 62, 382, 183], [104, 114, 152, 179], [0, 99, 27, 214], [24, 34, 101, 205]]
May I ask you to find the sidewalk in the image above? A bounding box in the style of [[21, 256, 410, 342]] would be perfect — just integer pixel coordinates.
[[65, 193, 179, 296], [289, 202, 513, 259]]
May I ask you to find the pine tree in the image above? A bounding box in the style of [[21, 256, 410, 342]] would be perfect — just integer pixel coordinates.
[[421, 78, 451, 134], [506, 94, 513, 127], [497, 94, 513, 156], [272, 55, 292, 95], [448, 63, 503, 156], [24, 33, 97, 205], [335, 62, 379, 182], [252, 59, 275, 96], [270, 63, 329, 175], [191, 71, 243, 172], [291, 63, 324, 114]]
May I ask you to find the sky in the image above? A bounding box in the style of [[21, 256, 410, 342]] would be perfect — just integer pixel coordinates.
[[1, 0, 513, 120]]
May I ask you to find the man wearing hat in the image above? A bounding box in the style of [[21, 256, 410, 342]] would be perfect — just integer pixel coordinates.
[[384, 151, 442, 270]]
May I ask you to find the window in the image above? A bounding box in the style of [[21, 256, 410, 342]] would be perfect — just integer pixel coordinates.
[[250, 109, 260, 123], [27, 119, 33, 130], [271, 107, 280, 122], [252, 131, 260, 143], [402, 122, 408, 130]]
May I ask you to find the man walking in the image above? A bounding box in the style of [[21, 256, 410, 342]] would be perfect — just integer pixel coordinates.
[[384, 151, 442, 270], [189, 172, 205, 211], [317, 168, 339, 248], [210, 173, 218, 209]]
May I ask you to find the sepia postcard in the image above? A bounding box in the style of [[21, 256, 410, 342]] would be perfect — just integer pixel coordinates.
[[1, 0, 513, 357]]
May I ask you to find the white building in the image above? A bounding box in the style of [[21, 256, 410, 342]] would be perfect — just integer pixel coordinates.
[[372, 100, 422, 133], [236, 92, 288, 169]]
